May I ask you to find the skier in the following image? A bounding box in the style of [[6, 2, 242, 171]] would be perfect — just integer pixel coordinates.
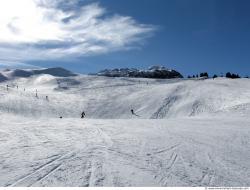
[[131, 109, 135, 115], [46, 96, 49, 101], [81, 111, 85, 118], [131, 109, 140, 117]]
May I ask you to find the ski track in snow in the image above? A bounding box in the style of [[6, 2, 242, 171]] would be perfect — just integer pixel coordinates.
[[0, 118, 249, 187]]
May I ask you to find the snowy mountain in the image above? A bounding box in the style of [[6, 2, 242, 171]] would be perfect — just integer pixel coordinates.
[[0, 67, 77, 81], [0, 72, 249, 187], [96, 66, 183, 79], [32, 67, 78, 77]]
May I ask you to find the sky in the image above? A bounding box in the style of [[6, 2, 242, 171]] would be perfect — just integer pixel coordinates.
[[0, 0, 250, 77]]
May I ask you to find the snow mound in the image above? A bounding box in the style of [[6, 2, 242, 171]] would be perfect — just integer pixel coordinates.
[[32, 75, 57, 85]]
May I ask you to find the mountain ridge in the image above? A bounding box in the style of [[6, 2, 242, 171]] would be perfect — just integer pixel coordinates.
[[96, 65, 183, 79]]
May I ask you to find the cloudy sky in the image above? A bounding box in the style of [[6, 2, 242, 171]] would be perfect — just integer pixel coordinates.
[[0, 0, 155, 60], [0, 0, 250, 76]]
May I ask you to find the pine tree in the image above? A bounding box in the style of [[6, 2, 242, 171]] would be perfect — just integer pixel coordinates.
[[226, 72, 232, 78]]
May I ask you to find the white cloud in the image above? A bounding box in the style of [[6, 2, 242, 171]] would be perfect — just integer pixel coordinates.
[[0, 60, 41, 69], [0, 0, 156, 61]]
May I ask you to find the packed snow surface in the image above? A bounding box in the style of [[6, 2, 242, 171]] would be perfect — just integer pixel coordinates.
[[0, 74, 249, 186]]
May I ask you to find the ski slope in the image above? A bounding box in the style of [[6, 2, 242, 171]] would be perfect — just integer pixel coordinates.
[[1, 75, 250, 119], [0, 74, 250, 186]]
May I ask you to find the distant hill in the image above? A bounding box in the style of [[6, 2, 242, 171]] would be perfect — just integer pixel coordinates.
[[96, 66, 183, 79], [32, 68, 77, 77], [0, 73, 8, 82], [0, 67, 77, 82]]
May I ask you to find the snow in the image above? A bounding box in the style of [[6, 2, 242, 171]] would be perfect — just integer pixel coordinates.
[[0, 74, 249, 187], [0, 67, 76, 79]]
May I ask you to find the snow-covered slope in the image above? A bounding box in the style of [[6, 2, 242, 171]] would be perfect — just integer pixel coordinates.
[[0, 75, 250, 119], [1, 116, 249, 187], [0, 73, 250, 187]]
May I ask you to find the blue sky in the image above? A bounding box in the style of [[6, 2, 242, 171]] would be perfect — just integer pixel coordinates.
[[0, 0, 250, 77]]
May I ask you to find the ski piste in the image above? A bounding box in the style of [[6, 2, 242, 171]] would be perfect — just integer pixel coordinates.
[[0, 70, 249, 186]]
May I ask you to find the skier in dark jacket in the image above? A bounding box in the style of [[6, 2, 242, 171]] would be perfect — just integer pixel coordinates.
[[81, 111, 85, 118], [131, 109, 135, 115]]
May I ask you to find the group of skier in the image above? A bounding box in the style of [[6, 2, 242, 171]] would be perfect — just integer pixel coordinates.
[[6, 84, 140, 119], [78, 109, 139, 119]]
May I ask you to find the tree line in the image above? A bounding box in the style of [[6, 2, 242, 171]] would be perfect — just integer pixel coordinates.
[[187, 72, 247, 79]]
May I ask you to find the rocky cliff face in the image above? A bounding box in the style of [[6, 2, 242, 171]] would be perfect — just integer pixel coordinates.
[[96, 66, 183, 79]]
